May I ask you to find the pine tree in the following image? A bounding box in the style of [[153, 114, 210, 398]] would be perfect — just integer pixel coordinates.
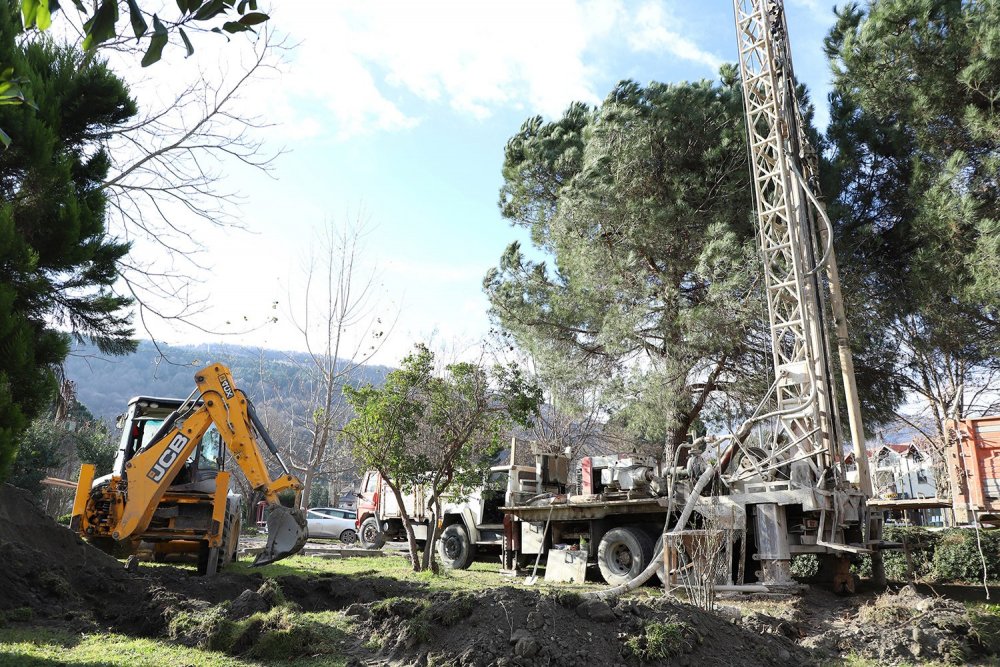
[[825, 0, 1000, 436], [485, 75, 766, 449], [0, 3, 137, 479]]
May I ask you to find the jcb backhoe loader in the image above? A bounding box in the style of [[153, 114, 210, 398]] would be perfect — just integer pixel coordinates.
[[70, 363, 308, 574]]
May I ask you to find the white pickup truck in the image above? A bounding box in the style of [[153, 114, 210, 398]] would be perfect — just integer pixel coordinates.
[[354, 462, 537, 568]]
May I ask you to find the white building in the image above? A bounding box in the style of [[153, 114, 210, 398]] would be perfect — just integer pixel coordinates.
[[844, 442, 936, 499], [845, 442, 945, 526]]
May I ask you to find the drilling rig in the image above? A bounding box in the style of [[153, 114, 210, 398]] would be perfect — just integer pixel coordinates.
[[727, 0, 878, 589], [500, 0, 882, 594]]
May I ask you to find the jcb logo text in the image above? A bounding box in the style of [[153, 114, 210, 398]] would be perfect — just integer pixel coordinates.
[[147, 433, 191, 482]]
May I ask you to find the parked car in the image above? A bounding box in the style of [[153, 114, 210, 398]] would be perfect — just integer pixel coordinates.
[[305, 507, 357, 543]]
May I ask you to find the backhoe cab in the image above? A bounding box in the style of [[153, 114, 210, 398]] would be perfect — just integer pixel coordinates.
[[71, 363, 308, 574]]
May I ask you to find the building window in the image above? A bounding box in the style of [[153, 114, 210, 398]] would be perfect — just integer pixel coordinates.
[[916, 469, 928, 484]]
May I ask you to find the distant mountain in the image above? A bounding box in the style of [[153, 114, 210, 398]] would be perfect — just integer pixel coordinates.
[[64, 340, 392, 420]]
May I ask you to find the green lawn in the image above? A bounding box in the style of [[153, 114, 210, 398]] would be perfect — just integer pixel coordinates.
[[225, 551, 608, 594], [0, 626, 262, 667], [0, 550, 613, 666]]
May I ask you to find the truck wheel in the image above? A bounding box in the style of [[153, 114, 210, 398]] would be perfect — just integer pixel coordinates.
[[359, 517, 385, 550], [438, 523, 475, 570], [597, 527, 653, 586]]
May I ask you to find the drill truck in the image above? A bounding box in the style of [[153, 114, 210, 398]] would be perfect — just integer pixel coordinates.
[[502, 0, 881, 594], [70, 363, 308, 574]]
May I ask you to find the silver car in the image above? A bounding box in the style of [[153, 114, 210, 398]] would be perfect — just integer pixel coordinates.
[[305, 507, 357, 543]]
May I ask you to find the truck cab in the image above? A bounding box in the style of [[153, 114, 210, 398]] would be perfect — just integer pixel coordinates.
[[354, 461, 537, 568]]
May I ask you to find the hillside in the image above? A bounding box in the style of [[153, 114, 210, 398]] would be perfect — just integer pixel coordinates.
[[64, 340, 392, 420]]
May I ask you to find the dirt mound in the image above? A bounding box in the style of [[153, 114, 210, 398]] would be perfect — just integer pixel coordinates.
[[349, 587, 813, 666], [0, 483, 139, 626], [801, 584, 983, 665], [0, 484, 260, 634], [2, 483, 990, 665]]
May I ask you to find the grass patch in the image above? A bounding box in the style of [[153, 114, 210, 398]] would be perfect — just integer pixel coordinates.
[[857, 594, 918, 625], [622, 621, 693, 662], [0, 626, 258, 666], [225, 553, 605, 594], [170, 602, 352, 662], [968, 602, 1000, 655], [0, 608, 34, 627], [427, 594, 475, 626], [370, 596, 429, 619]]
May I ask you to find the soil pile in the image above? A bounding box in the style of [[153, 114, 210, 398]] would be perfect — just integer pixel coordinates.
[[0, 483, 257, 634], [0, 483, 137, 626], [347, 588, 814, 667], [2, 483, 993, 666], [800, 585, 983, 665]]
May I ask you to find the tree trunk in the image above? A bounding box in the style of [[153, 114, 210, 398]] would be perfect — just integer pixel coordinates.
[[422, 493, 442, 572], [386, 483, 423, 572]]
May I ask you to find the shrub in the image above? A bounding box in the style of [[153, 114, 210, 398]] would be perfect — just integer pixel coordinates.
[[933, 530, 1000, 582], [969, 603, 1000, 655], [0, 607, 34, 626], [853, 526, 939, 581], [885, 526, 939, 580], [790, 554, 819, 578], [623, 621, 693, 661]]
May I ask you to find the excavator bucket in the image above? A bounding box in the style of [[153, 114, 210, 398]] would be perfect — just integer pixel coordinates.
[[253, 505, 308, 566]]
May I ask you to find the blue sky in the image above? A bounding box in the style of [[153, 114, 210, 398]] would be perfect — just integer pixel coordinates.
[[111, 0, 843, 366]]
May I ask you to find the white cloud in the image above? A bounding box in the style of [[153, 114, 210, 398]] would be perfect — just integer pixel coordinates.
[[787, 0, 822, 13], [628, 2, 723, 72], [265, 0, 720, 140]]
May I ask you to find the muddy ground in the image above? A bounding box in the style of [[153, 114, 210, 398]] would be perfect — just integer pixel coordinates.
[[1, 483, 997, 666]]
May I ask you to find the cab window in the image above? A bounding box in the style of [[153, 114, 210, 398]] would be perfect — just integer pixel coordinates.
[[196, 426, 222, 469]]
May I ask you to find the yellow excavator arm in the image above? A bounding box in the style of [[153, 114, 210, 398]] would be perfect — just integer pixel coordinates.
[[72, 363, 308, 567]]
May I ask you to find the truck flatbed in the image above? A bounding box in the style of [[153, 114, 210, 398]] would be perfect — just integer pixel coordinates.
[[501, 494, 669, 522]]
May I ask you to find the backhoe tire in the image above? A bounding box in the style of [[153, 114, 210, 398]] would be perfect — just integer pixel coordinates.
[[438, 523, 475, 570], [215, 506, 241, 571], [597, 527, 654, 586], [359, 517, 385, 550]]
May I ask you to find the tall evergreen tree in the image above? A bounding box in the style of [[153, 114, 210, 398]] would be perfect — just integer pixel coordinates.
[[485, 74, 767, 450], [0, 2, 136, 479], [825, 0, 1000, 439]]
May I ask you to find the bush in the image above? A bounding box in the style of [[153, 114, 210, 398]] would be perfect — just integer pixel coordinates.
[[933, 530, 1000, 582], [969, 604, 1000, 655], [790, 554, 819, 578], [853, 526, 940, 581], [886, 526, 939, 580], [623, 621, 693, 661], [855, 527, 1000, 583]]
